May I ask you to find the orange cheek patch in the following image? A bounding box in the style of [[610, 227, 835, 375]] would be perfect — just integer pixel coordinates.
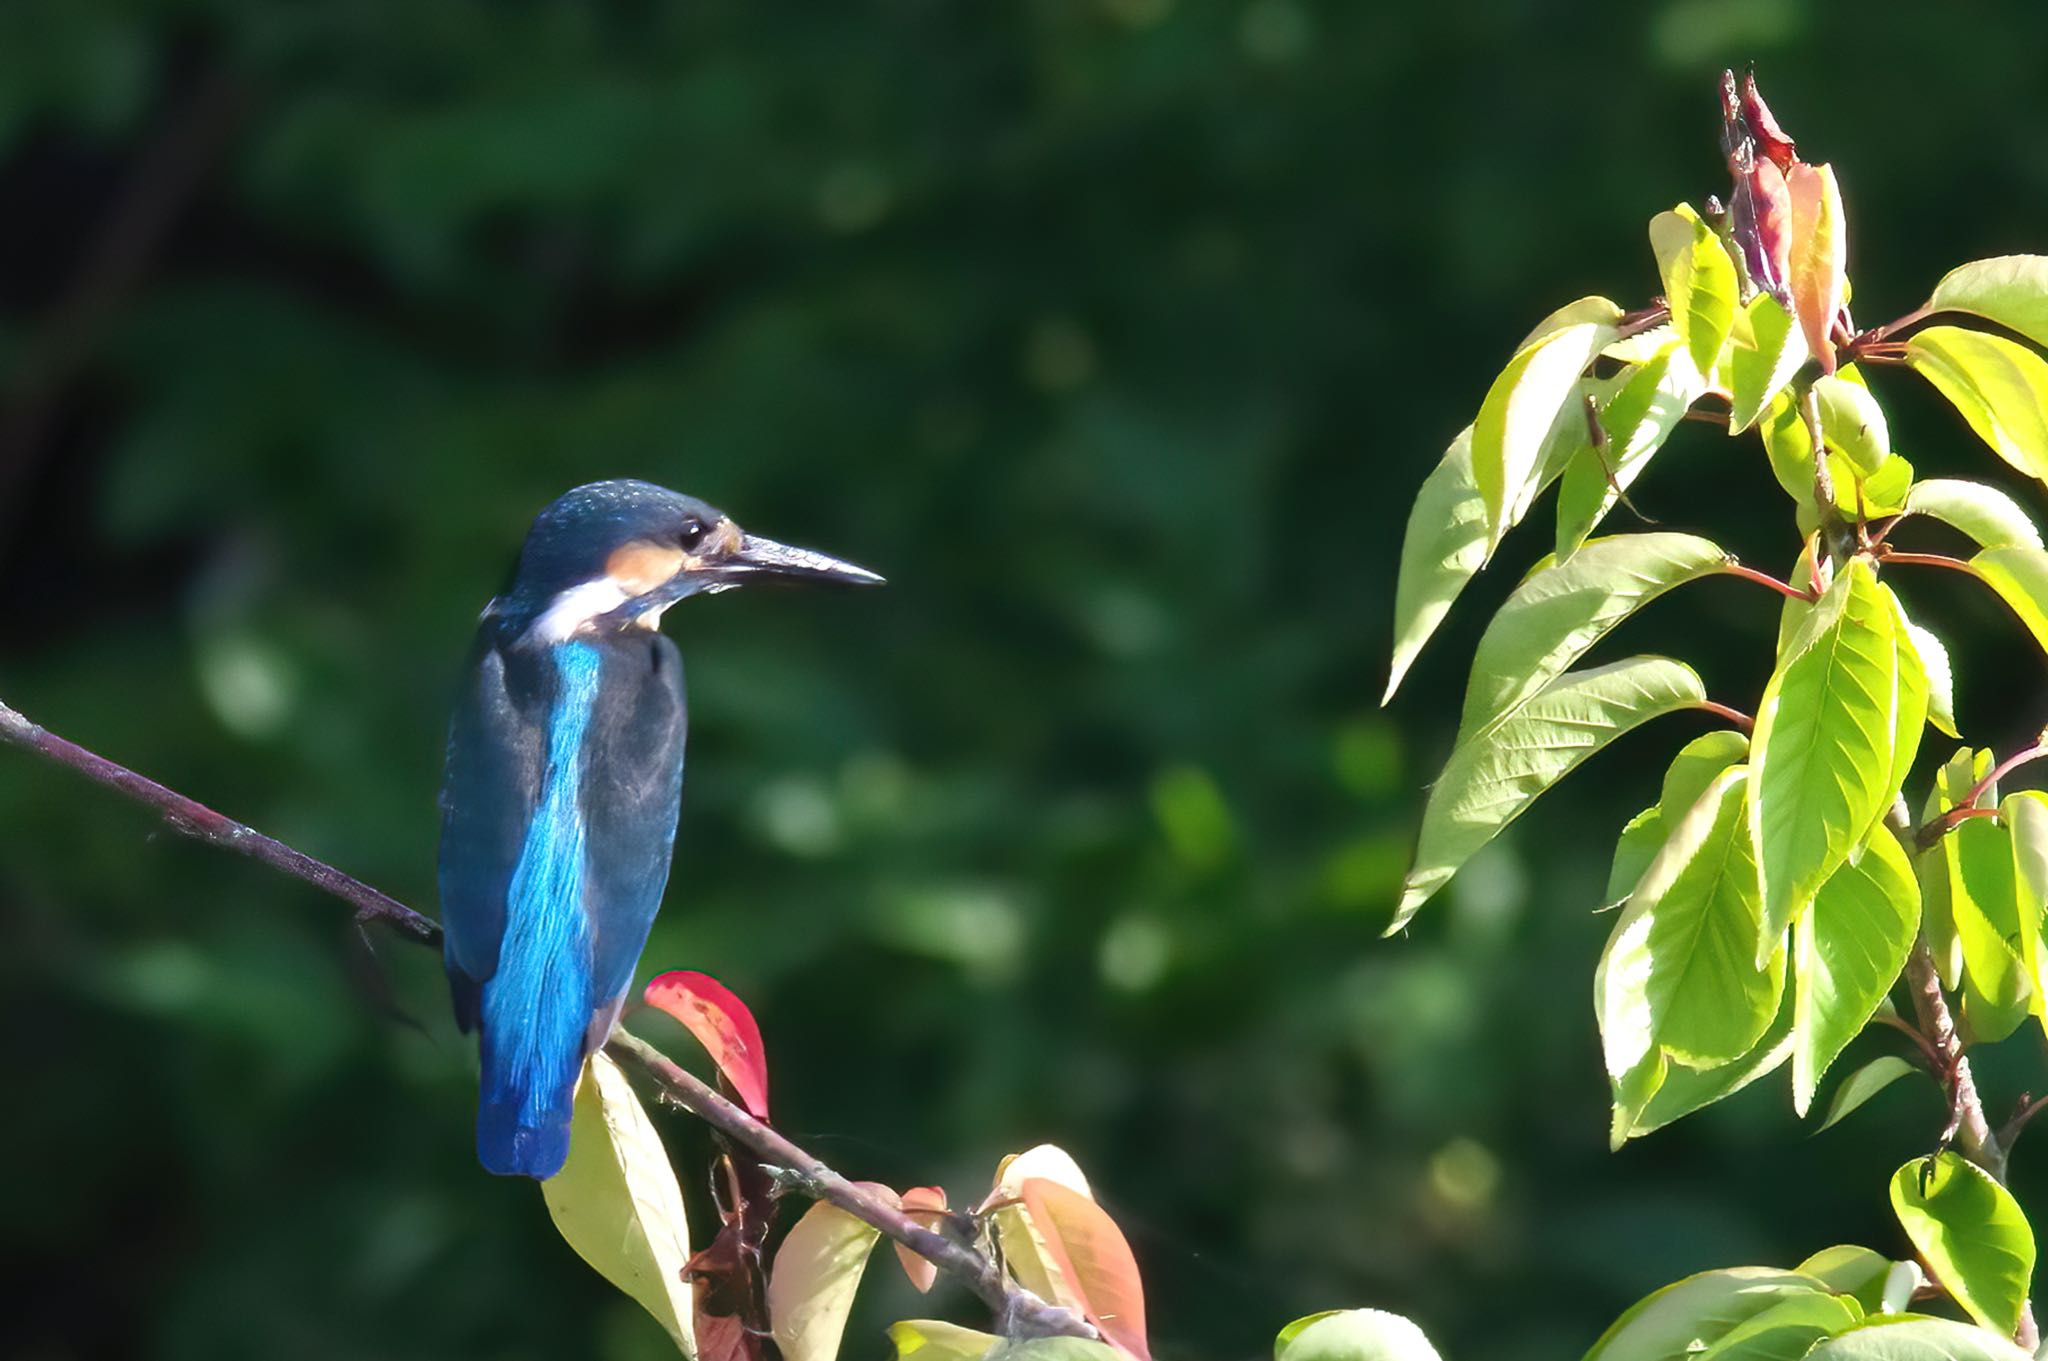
[[606, 540, 688, 595]]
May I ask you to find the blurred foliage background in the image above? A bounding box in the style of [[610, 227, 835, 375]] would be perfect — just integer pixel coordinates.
[[6, 3, 2048, 1359]]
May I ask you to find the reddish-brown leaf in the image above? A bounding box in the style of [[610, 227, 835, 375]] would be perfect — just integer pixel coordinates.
[[1785, 162, 1847, 373], [1740, 72, 1797, 171], [644, 970, 771, 1118], [895, 1186, 948, 1293], [1731, 159, 1794, 309], [1018, 1178, 1150, 1361]]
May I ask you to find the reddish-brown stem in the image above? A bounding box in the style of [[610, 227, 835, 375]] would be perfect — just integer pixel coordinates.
[[0, 694, 1096, 1343], [1722, 561, 1817, 602], [1879, 550, 1983, 578], [1869, 1011, 1945, 1074], [1694, 700, 1755, 734]]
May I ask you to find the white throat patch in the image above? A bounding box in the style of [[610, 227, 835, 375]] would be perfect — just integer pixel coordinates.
[[528, 579, 632, 644]]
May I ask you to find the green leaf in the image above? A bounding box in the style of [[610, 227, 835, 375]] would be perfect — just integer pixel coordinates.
[[1519, 296, 1626, 350], [1274, 1310, 1444, 1361], [1816, 1056, 1921, 1133], [1807, 1317, 2032, 1361], [769, 1200, 885, 1361], [1651, 205, 1740, 377], [2001, 790, 2048, 1035], [1599, 767, 1784, 1077], [1749, 560, 1906, 960], [1612, 981, 1795, 1147], [1897, 614, 1958, 740], [1582, 1268, 1837, 1361], [1920, 749, 1998, 990], [1795, 1245, 1897, 1311], [1393, 656, 1707, 932], [1948, 816, 2028, 1043], [1900, 480, 2042, 551], [1928, 256, 2048, 350], [1697, 1293, 1862, 1361], [1906, 326, 2048, 486], [1556, 349, 1708, 559], [1385, 429, 1486, 703], [1606, 732, 1753, 908], [1458, 532, 1727, 739], [1607, 806, 1665, 909], [995, 1343, 1127, 1361], [541, 1052, 698, 1358], [1889, 1153, 2036, 1336], [1728, 295, 1810, 434], [1792, 830, 1919, 1114], [1760, 395, 1909, 526], [1972, 547, 2048, 656], [890, 1321, 1001, 1361], [1884, 584, 1932, 797], [1472, 320, 1619, 548], [1812, 374, 1892, 478]]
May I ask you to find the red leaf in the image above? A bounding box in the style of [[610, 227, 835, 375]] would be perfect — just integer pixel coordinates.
[[1785, 162, 1847, 374], [1731, 159, 1794, 309], [895, 1186, 948, 1293], [1740, 72, 1797, 171], [1018, 1178, 1150, 1361], [644, 970, 771, 1118]]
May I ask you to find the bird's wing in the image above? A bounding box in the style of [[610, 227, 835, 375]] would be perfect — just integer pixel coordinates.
[[436, 623, 548, 1031], [579, 630, 689, 1029]]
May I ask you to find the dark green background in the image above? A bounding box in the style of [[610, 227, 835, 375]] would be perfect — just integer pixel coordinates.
[[5, 4, 2048, 1359]]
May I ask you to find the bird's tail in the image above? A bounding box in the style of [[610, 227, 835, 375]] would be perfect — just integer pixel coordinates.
[[475, 1018, 585, 1179]]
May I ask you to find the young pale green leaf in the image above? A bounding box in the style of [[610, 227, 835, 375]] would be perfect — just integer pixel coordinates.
[[1600, 767, 1785, 1077], [1519, 296, 1626, 350], [1889, 1154, 2036, 1336], [1697, 1293, 1862, 1361], [1919, 749, 1998, 992], [1556, 350, 1707, 559], [1816, 1056, 1921, 1133], [1607, 806, 1665, 910], [1759, 398, 1909, 526], [1972, 547, 2048, 656], [1900, 480, 2042, 551], [1651, 205, 1740, 377], [1458, 532, 1726, 739], [1792, 831, 1919, 1114], [1807, 1317, 2032, 1361], [1582, 1269, 1839, 1361], [1728, 295, 1810, 433], [889, 1321, 1001, 1361], [1609, 323, 1678, 364], [1385, 430, 1485, 703], [769, 1198, 886, 1361], [1927, 256, 2048, 350], [1610, 978, 1794, 1147], [1900, 620, 1958, 739], [1786, 163, 1847, 373], [2002, 790, 2048, 1035], [1795, 1246, 1896, 1312], [1811, 374, 1892, 477], [1906, 327, 2048, 486], [1274, 1310, 1444, 1361], [1947, 816, 2028, 1043], [1883, 585, 1931, 798], [1471, 321, 1619, 547], [1606, 732, 1752, 908], [541, 1052, 697, 1358], [1395, 656, 1707, 932], [1749, 560, 1905, 960]]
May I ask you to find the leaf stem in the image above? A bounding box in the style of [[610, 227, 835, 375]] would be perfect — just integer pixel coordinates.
[[1721, 561, 1817, 602], [1693, 700, 1755, 734], [1876, 549, 1983, 579], [0, 694, 1098, 1344]]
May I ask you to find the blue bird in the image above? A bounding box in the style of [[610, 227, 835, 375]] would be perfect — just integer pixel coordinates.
[[438, 480, 881, 1179]]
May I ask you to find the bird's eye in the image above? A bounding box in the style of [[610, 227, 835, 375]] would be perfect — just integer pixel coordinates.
[[678, 517, 709, 550]]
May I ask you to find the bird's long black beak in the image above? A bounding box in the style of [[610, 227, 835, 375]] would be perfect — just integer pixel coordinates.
[[717, 533, 885, 588]]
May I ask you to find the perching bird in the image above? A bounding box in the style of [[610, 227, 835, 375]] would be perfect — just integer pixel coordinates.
[[438, 480, 881, 1179]]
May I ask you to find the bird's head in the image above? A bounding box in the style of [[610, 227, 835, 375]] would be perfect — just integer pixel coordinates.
[[499, 480, 883, 643]]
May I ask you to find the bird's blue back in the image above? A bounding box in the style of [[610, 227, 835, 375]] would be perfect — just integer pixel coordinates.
[[439, 622, 687, 1178]]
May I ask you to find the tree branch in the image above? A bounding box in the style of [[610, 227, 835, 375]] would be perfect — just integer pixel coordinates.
[[0, 693, 1095, 1343]]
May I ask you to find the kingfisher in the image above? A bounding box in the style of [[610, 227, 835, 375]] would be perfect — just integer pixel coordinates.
[[438, 479, 881, 1179]]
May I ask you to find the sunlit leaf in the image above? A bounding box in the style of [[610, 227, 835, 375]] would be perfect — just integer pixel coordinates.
[[1556, 351, 1707, 558], [894, 1186, 947, 1293], [1816, 1056, 1920, 1133], [1973, 547, 2048, 656], [1894, 605, 1958, 740], [985, 1145, 1094, 1315], [1920, 749, 1997, 991], [1697, 1292, 1862, 1361], [643, 970, 771, 1119], [1759, 395, 1907, 526], [1650, 205, 1739, 377], [542, 1052, 697, 1358], [1019, 1178, 1149, 1361], [1519, 296, 1626, 350], [888, 1321, 1000, 1361], [1806, 1317, 2031, 1361], [1947, 815, 2028, 1043], [1749, 560, 1906, 959], [1275, 1309, 1445, 1361], [1795, 1245, 1896, 1311], [1786, 163, 1847, 372], [1583, 1269, 1838, 1361], [1927, 256, 2048, 350], [1908, 325, 2048, 486], [1811, 374, 1891, 477], [1472, 321, 1619, 547], [1610, 972, 1795, 1147], [769, 1197, 887, 1361], [1890, 1153, 2035, 1336], [1459, 532, 1726, 739], [1728, 295, 1810, 434], [1605, 730, 1753, 911], [2001, 791, 2048, 1037], [1394, 656, 1708, 932], [1384, 430, 1486, 703], [1792, 830, 1918, 1114], [1901, 480, 2042, 551]]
